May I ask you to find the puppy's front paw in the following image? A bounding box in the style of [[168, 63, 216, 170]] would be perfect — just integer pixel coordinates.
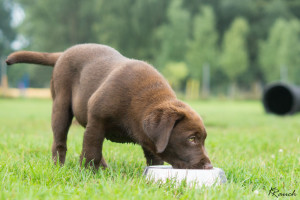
[[80, 154, 108, 171]]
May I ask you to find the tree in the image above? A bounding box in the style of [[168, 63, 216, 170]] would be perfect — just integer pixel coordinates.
[[155, 0, 190, 68], [186, 6, 218, 80], [0, 0, 16, 89], [94, 0, 170, 60], [0, 0, 16, 56], [221, 17, 249, 86], [11, 0, 103, 87], [259, 18, 300, 84], [15, 0, 103, 52], [185, 6, 218, 97], [162, 62, 188, 91], [12, 0, 170, 87], [9, 0, 300, 92]]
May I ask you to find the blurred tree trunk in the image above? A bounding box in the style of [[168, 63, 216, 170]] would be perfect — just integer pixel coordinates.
[[228, 82, 237, 99], [202, 64, 210, 98], [0, 58, 8, 96], [185, 79, 200, 100]]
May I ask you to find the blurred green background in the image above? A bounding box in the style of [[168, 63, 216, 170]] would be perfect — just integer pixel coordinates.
[[1, 0, 300, 99]]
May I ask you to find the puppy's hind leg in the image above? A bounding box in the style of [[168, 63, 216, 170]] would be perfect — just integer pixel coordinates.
[[51, 95, 73, 165], [142, 147, 164, 166]]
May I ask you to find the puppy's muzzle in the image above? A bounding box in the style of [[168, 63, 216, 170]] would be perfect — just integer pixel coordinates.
[[203, 163, 213, 169]]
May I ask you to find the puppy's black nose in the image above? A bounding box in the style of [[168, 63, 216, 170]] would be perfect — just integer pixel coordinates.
[[203, 163, 213, 169]]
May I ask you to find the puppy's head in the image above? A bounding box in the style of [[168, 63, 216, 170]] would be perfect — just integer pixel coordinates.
[[143, 101, 212, 169]]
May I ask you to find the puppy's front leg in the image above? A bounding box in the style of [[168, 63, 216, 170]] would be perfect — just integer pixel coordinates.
[[142, 147, 164, 166], [80, 118, 107, 170]]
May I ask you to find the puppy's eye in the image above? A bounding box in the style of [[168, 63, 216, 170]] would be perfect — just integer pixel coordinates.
[[188, 136, 197, 144]]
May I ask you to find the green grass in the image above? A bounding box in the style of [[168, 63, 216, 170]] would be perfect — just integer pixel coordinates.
[[0, 98, 299, 199]]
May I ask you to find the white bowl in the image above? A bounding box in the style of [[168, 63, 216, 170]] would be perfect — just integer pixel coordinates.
[[143, 165, 227, 187]]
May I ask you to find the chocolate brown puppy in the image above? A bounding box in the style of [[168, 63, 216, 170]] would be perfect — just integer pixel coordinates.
[[6, 44, 212, 170]]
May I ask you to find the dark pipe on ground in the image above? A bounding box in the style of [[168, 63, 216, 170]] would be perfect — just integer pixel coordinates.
[[263, 83, 300, 115]]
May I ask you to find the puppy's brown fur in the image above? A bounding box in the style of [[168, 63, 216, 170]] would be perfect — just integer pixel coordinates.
[[6, 44, 212, 169]]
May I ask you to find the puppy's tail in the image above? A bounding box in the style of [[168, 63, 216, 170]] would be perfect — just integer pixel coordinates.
[[6, 51, 63, 67]]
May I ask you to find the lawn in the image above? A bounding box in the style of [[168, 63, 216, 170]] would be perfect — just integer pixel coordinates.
[[0, 98, 299, 199]]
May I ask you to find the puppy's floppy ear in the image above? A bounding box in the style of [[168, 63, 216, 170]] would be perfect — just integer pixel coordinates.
[[143, 108, 184, 153]]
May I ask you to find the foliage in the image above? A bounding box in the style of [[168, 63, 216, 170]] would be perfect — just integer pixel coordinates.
[[93, 0, 169, 60], [259, 18, 300, 84], [221, 18, 249, 82], [2, 0, 300, 95], [14, 0, 100, 51], [162, 62, 188, 91], [155, 0, 190, 68], [186, 6, 218, 80], [0, 0, 16, 56], [0, 98, 299, 199]]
